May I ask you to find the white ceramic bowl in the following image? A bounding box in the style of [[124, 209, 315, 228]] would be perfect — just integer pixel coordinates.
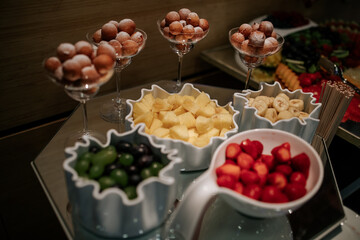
[[233, 81, 321, 143], [63, 125, 182, 238], [125, 83, 240, 171], [165, 129, 324, 240]]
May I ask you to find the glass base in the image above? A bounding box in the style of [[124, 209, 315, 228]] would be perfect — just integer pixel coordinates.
[[100, 98, 127, 123], [64, 130, 106, 148]]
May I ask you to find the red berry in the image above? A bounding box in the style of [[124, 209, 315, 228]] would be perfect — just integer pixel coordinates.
[[237, 152, 254, 170], [240, 169, 260, 185], [216, 164, 241, 180], [240, 139, 258, 159], [216, 175, 236, 189], [271, 146, 291, 163], [267, 172, 287, 190], [261, 154, 275, 171], [284, 183, 307, 201], [252, 140, 263, 159], [234, 182, 244, 194], [291, 153, 310, 178], [261, 186, 288, 203], [225, 159, 236, 165], [275, 164, 293, 177], [290, 172, 307, 186], [243, 184, 262, 200], [226, 143, 241, 159]]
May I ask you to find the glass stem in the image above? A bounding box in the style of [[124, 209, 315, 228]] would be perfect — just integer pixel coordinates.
[[81, 101, 88, 134], [177, 54, 183, 88], [115, 66, 122, 107], [245, 68, 253, 90]]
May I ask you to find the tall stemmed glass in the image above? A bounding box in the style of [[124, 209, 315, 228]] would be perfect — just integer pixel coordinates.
[[44, 50, 115, 147], [88, 29, 147, 123], [157, 20, 209, 92], [229, 27, 284, 89]]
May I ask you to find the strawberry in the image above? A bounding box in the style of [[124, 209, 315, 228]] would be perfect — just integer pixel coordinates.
[[233, 182, 244, 194], [290, 172, 307, 186], [291, 153, 310, 178], [216, 164, 241, 180], [252, 140, 264, 159], [226, 143, 241, 159], [271, 145, 291, 163], [261, 154, 275, 171], [284, 183, 307, 201], [237, 152, 254, 170], [275, 164, 293, 177], [261, 186, 289, 203], [243, 184, 262, 200], [267, 172, 287, 190], [240, 169, 260, 185], [216, 175, 236, 189], [225, 159, 237, 165], [253, 161, 268, 186], [240, 139, 258, 159]]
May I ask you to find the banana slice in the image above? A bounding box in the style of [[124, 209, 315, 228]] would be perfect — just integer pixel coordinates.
[[288, 106, 300, 117], [251, 100, 268, 116], [247, 97, 254, 106], [299, 111, 309, 122], [277, 110, 294, 120], [276, 93, 290, 102], [289, 99, 304, 111], [254, 96, 271, 107], [268, 97, 274, 108], [264, 108, 278, 123], [273, 96, 289, 112]]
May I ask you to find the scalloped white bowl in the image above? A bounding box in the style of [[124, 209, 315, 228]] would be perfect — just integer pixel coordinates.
[[233, 81, 321, 143], [63, 125, 182, 238], [125, 83, 240, 171]]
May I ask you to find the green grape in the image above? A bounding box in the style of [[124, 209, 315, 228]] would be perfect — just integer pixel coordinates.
[[124, 186, 137, 200], [150, 162, 164, 176], [74, 159, 90, 175], [92, 145, 117, 166], [110, 169, 128, 188], [140, 168, 153, 180], [98, 176, 116, 190], [89, 164, 104, 179], [118, 153, 134, 167]]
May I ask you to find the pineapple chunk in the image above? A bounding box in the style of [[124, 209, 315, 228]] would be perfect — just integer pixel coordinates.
[[178, 112, 196, 128], [194, 134, 211, 147], [211, 113, 233, 130], [182, 98, 200, 115], [162, 111, 179, 128], [142, 93, 155, 109], [219, 128, 230, 137], [134, 111, 153, 128], [158, 110, 167, 120], [188, 128, 199, 145], [167, 94, 184, 109], [170, 125, 189, 141], [149, 118, 163, 134], [215, 106, 230, 114], [173, 105, 186, 116], [196, 103, 216, 118], [133, 102, 151, 119], [195, 92, 211, 107], [152, 128, 170, 138], [152, 98, 172, 112], [182, 95, 195, 102], [204, 128, 220, 138], [195, 116, 213, 134]]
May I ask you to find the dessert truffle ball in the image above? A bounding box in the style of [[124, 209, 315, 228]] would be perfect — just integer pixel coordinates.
[[186, 12, 199, 27], [96, 42, 117, 60], [252, 22, 260, 31], [81, 65, 101, 83], [262, 37, 278, 54], [62, 59, 82, 81], [101, 23, 118, 41], [108, 39, 123, 56], [231, 32, 245, 49], [118, 19, 136, 35], [93, 54, 114, 74], [92, 29, 102, 43], [163, 27, 171, 37], [239, 23, 252, 38], [169, 21, 183, 35], [259, 21, 274, 37], [240, 39, 256, 55], [45, 57, 62, 73], [183, 24, 195, 39], [72, 54, 92, 68], [131, 31, 144, 46], [248, 30, 266, 48], [178, 8, 191, 20], [108, 20, 119, 28], [160, 19, 166, 28], [199, 18, 209, 31], [165, 11, 180, 25], [179, 20, 187, 27], [57, 43, 76, 62], [75, 40, 93, 57], [193, 26, 204, 39], [122, 40, 139, 56], [116, 31, 131, 43]]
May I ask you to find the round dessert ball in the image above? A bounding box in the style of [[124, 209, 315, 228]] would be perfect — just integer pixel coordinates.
[[271, 31, 277, 38], [118, 19, 136, 35], [116, 31, 131, 44], [101, 23, 118, 41], [231, 32, 245, 49], [131, 31, 144, 46], [178, 8, 191, 20], [199, 18, 209, 31], [262, 37, 278, 54], [169, 21, 183, 35], [96, 42, 117, 60], [81, 65, 101, 83], [239, 23, 252, 38], [44, 56, 62, 73], [162, 27, 171, 37], [54, 66, 63, 80], [186, 12, 199, 27], [108, 39, 123, 56], [175, 34, 186, 42], [108, 20, 119, 28], [165, 11, 180, 25], [252, 22, 260, 31], [93, 54, 114, 75], [183, 24, 195, 39], [57, 43, 76, 62], [62, 59, 82, 81], [122, 40, 139, 56], [72, 54, 92, 68], [240, 39, 256, 55], [248, 30, 266, 48], [75, 40, 93, 57], [179, 20, 187, 27], [160, 18, 166, 28], [193, 26, 204, 39], [92, 29, 102, 43], [259, 21, 274, 37]]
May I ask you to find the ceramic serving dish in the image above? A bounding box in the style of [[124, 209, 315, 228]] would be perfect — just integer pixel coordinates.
[[125, 83, 240, 171], [63, 125, 182, 238], [233, 81, 321, 143]]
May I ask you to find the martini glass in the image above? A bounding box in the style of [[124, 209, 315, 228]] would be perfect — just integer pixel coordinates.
[[229, 27, 284, 90], [44, 58, 114, 147], [157, 20, 209, 92]]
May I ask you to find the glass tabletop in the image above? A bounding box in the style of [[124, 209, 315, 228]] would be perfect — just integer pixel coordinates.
[[31, 80, 345, 239]]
